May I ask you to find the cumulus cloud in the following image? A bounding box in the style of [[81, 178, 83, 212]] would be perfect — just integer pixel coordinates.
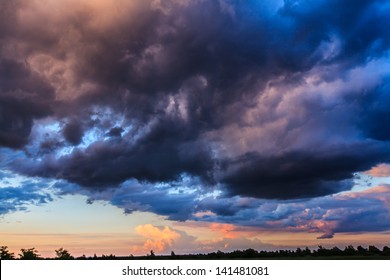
[[131, 224, 182, 254], [130, 222, 276, 255]]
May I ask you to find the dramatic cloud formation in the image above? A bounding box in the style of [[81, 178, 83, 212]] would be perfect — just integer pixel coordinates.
[[1, 0, 390, 241], [0, 59, 54, 148], [132, 224, 181, 253]]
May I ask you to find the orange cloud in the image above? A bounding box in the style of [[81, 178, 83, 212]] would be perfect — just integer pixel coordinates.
[[364, 164, 390, 177], [135, 224, 181, 242], [209, 223, 239, 239], [131, 224, 181, 254]]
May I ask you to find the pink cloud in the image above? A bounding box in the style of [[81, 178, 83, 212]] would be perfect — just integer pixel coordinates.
[[131, 224, 181, 254], [209, 223, 238, 239], [364, 164, 390, 177]]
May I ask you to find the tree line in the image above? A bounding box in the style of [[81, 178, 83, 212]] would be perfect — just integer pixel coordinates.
[[0, 247, 73, 260], [2, 245, 390, 260]]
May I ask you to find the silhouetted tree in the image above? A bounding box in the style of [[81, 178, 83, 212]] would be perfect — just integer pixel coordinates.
[[243, 248, 257, 258], [101, 254, 116, 259], [315, 245, 327, 256], [55, 248, 74, 259], [2, 244, 390, 260], [344, 245, 356, 256], [330, 246, 342, 256], [78, 254, 87, 260], [383, 246, 390, 256], [0, 246, 15, 260], [357, 246, 367, 255], [302, 247, 311, 256], [368, 245, 381, 255], [19, 248, 40, 260], [295, 248, 303, 256]]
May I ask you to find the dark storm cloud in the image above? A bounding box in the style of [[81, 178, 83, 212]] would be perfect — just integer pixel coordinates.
[[39, 138, 64, 155], [221, 142, 390, 199], [360, 78, 390, 141], [107, 127, 124, 137], [17, 117, 215, 188], [0, 59, 54, 149], [1, 0, 390, 206], [280, 0, 390, 64], [109, 181, 199, 221], [63, 121, 84, 145], [335, 208, 390, 233]]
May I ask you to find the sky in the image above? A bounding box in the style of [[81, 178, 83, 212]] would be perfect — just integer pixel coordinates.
[[1, 0, 390, 258]]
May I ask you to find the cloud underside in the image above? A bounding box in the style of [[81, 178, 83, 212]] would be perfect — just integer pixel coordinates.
[[1, 0, 390, 237]]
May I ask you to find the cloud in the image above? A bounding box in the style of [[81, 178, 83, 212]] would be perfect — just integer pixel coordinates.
[[317, 232, 335, 240], [17, 131, 214, 192], [62, 121, 84, 146], [364, 164, 390, 177], [51, 174, 390, 239], [130, 222, 277, 255], [209, 223, 238, 239], [107, 127, 124, 138], [131, 224, 181, 254], [1, 0, 390, 235], [0, 59, 54, 149], [219, 143, 390, 199], [55, 177, 204, 221], [0, 171, 53, 215], [192, 184, 390, 239]]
